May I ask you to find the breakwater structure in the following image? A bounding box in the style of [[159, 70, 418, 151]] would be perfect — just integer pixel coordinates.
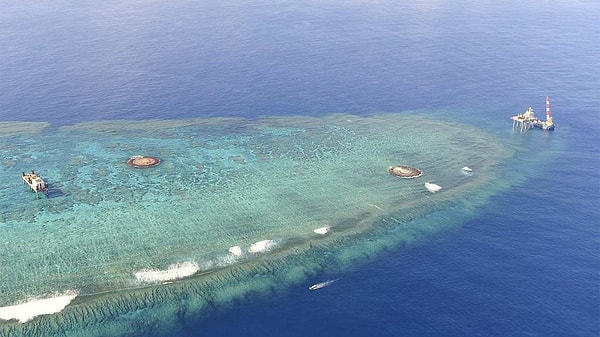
[[511, 96, 555, 132]]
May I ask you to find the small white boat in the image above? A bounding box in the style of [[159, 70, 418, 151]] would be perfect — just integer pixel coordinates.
[[461, 166, 472, 172], [309, 279, 336, 290]]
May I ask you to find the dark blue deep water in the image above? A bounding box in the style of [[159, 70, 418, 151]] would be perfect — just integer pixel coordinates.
[[1, 1, 598, 336]]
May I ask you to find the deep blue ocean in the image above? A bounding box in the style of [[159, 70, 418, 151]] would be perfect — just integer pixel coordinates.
[[1, 1, 598, 336]]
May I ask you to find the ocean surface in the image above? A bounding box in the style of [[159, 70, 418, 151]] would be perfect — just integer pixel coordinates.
[[0, 1, 598, 336]]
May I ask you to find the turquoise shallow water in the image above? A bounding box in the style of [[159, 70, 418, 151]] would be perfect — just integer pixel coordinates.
[[0, 113, 515, 335]]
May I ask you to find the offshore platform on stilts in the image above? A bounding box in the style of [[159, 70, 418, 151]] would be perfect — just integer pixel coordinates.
[[511, 96, 555, 132], [22, 170, 49, 197]]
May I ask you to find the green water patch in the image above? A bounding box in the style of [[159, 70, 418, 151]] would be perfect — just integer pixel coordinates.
[[0, 113, 509, 336]]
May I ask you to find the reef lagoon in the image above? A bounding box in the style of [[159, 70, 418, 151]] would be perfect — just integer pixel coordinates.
[[0, 113, 519, 336]]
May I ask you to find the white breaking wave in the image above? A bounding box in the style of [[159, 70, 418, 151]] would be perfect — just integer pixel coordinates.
[[425, 182, 442, 193], [248, 240, 276, 253], [134, 261, 199, 283], [0, 291, 78, 323], [229, 246, 243, 256], [313, 226, 329, 235]]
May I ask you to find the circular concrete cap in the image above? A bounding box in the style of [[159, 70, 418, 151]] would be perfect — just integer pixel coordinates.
[[127, 156, 161, 168], [388, 165, 423, 178]]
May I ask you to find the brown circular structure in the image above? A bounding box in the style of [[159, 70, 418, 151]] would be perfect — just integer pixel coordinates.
[[388, 165, 423, 179], [127, 155, 161, 168]]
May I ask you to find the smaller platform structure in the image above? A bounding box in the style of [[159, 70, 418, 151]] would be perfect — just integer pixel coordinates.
[[22, 170, 49, 196]]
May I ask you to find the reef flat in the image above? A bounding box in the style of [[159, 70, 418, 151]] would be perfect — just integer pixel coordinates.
[[0, 113, 508, 336]]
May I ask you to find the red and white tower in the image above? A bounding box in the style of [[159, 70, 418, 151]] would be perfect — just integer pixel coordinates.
[[545, 96, 551, 120]]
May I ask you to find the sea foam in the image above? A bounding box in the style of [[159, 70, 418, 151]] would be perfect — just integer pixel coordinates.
[[425, 182, 442, 193], [248, 240, 275, 253], [313, 226, 329, 235], [134, 261, 199, 283], [0, 291, 78, 323], [229, 246, 243, 256]]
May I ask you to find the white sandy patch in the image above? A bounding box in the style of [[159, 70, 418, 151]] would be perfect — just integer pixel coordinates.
[[313, 226, 329, 235], [0, 291, 78, 323], [248, 240, 275, 253], [134, 261, 199, 283], [229, 246, 243, 256], [425, 182, 442, 193]]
